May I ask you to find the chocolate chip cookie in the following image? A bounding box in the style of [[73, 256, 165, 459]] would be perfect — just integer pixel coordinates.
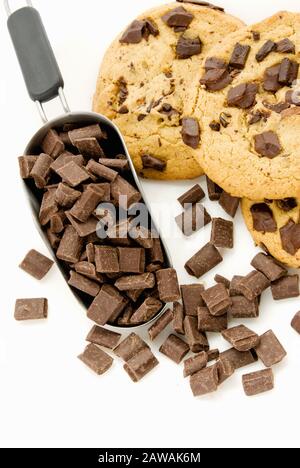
[[93, 2, 243, 180]]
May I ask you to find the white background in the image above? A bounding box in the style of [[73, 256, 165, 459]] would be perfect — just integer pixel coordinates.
[[1, 0, 300, 449]]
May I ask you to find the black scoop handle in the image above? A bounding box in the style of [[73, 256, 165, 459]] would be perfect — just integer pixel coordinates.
[[7, 6, 64, 103]]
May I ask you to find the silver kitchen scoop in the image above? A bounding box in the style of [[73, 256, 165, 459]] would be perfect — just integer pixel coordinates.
[[5, 0, 172, 329]]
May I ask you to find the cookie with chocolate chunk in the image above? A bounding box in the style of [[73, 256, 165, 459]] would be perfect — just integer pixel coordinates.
[[193, 12, 300, 198], [242, 197, 300, 268], [93, 2, 243, 180]]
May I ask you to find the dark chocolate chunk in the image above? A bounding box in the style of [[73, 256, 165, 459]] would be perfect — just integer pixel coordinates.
[[118, 305, 135, 326], [173, 302, 185, 334], [229, 275, 244, 296], [256, 40, 276, 62], [276, 198, 297, 212], [86, 160, 118, 182], [200, 66, 232, 91], [206, 176, 222, 201], [130, 298, 162, 325], [181, 117, 200, 149], [207, 349, 219, 362], [190, 366, 218, 397], [57, 161, 90, 187], [86, 325, 121, 349], [205, 56, 227, 70], [111, 175, 142, 208], [66, 212, 98, 238], [19, 249, 54, 280], [68, 124, 106, 145], [220, 347, 257, 370], [183, 352, 208, 378], [178, 184, 205, 207], [162, 6, 194, 29], [278, 58, 299, 85], [222, 325, 259, 352], [148, 238, 164, 264], [158, 103, 179, 118], [263, 100, 290, 113], [181, 284, 205, 316], [148, 308, 173, 341], [159, 334, 190, 364], [74, 261, 104, 283], [198, 306, 228, 332], [124, 347, 159, 382], [216, 357, 235, 384], [280, 220, 300, 255], [184, 316, 209, 353], [227, 83, 258, 109], [242, 368, 274, 396], [176, 35, 202, 59], [51, 152, 84, 174], [255, 330, 286, 367], [19, 155, 38, 179], [42, 129, 64, 158], [156, 268, 181, 303], [31, 153, 53, 189], [248, 109, 270, 125], [229, 43, 251, 69], [115, 273, 155, 291], [276, 38, 295, 54], [14, 298, 48, 321], [211, 218, 233, 249], [87, 285, 128, 326], [251, 253, 287, 282], [185, 243, 223, 278], [118, 105, 129, 114], [129, 226, 154, 250], [228, 296, 259, 319], [239, 270, 270, 301], [75, 138, 104, 159], [263, 64, 282, 93], [214, 275, 230, 289], [118, 247, 146, 274], [120, 19, 159, 44], [68, 271, 100, 297], [176, 0, 224, 11], [252, 31, 260, 41], [271, 275, 299, 300], [70, 187, 104, 223], [78, 344, 113, 375], [142, 154, 166, 172], [291, 311, 300, 334], [175, 203, 211, 236], [201, 283, 231, 316], [219, 191, 240, 218], [99, 158, 129, 171], [114, 333, 149, 362], [209, 121, 221, 131], [95, 246, 119, 274], [250, 203, 277, 232]]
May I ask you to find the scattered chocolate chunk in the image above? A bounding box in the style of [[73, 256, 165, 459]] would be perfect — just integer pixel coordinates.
[[130, 298, 163, 325], [229, 275, 244, 296], [176, 35, 202, 59], [222, 325, 259, 352], [19, 249, 54, 280], [148, 308, 173, 341], [250, 203, 277, 232], [198, 306, 228, 332], [68, 271, 100, 297], [177, 0, 224, 11], [120, 19, 159, 44], [178, 184, 205, 207], [207, 349, 219, 362], [242, 368, 274, 396], [252, 31, 260, 41], [214, 275, 230, 289], [86, 325, 121, 349], [42, 129, 64, 158], [185, 243, 223, 278], [181, 117, 200, 149], [206, 176, 222, 201], [263, 100, 290, 113], [211, 218, 233, 249], [14, 298, 48, 321], [31, 153, 53, 189], [276, 38, 295, 54], [209, 121, 221, 131], [271, 275, 299, 300], [276, 198, 297, 212], [227, 83, 258, 109], [219, 192, 240, 218], [176, 203, 211, 236], [201, 284, 231, 316], [19, 155, 38, 179], [200, 59, 232, 91], [95, 246, 119, 274], [56, 161, 90, 187], [220, 348, 257, 370], [160, 334, 190, 364], [184, 352, 208, 378], [173, 302, 185, 334], [162, 7, 194, 29], [239, 270, 270, 301], [88, 285, 128, 326], [184, 316, 209, 353], [280, 220, 300, 255], [78, 344, 113, 376], [190, 366, 218, 397], [229, 43, 251, 70], [291, 311, 300, 334], [156, 268, 181, 303], [229, 296, 259, 319], [181, 284, 205, 316], [216, 357, 235, 384], [263, 64, 282, 93], [278, 58, 299, 85], [256, 40, 276, 62], [124, 347, 159, 382], [251, 253, 287, 282], [114, 333, 148, 362], [255, 330, 286, 367], [115, 273, 155, 291], [142, 154, 166, 172]]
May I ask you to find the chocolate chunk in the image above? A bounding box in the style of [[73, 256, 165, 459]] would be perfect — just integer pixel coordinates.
[[276, 198, 297, 212], [111, 175, 141, 208], [114, 333, 149, 362], [19, 155, 38, 178], [185, 243, 223, 278], [229, 43, 251, 69], [181, 284, 205, 316], [41, 129, 64, 158], [178, 184, 205, 207], [181, 117, 200, 149], [156, 268, 180, 303], [51, 152, 84, 174], [177, 0, 224, 12], [86, 325, 121, 349], [263, 100, 290, 113], [222, 325, 260, 352], [252, 31, 260, 41], [95, 246, 119, 274], [271, 275, 299, 300], [211, 218, 233, 249], [205, 56, 227, 70], [142, 154, 166, 172], [86, 160, 118, 182], [159, 334, 190, 364], [219, 112, 232, 128], [276, 38, 295, 54], [242, 368, 274, 396], [280, 220, 300, 255], [201, 284, 231, 316], [291, 311, 300, 334], [158, 103, 179, 118], [227, 83, 258, 109], [120, 19, 159, 44], [278, 58, 299, 85], [118, 305, 135, 326], [239, 270, 270, 301], [19, 249, 54, 280], [86, 244, 95, 264], [68, 124, 106, 145], [118, 247, 145, 273], [14, 298, 48, 321], [184, 352, 208, 378], [209, 121, 221, 131], [68, 271, 100, 297], [248, 109, 270, 125], [176, 203, 211, 236], [256, 40, 276, 62], [78, 344, 113, 375], [162, 7, 194, 29], [148, 238, 164, 264], [88, 285, 127, 326], [219, 192, 240, 218], [115, 273, 155, 291], [176, 35, 202, 59], [56, 226, 82, 263], [148, 308, 173, 341], [99, 158, 129, 171], [263, 64, 282, 93], [46, 229, 60, 250], [31, 153, 53, 189], [229, 275, 244, 296], [57, 161, 90, 187], [207, 349, 219, 362], [70, 187, 104, 223], [75, 138, 104, 159], [285, 89, 300, 105], [198, 306, 227, 332], [50, 211, 66, 233], [125, 289, 143, 303], [200, 67, 232, 92], [229, 296, 259, 319], [216, 357, 235, 384], [251, 203, 277, 232], [173, 302, 185, 334], [255, 330, 286, 367], [129, 226, 154, 249], [184, 316, 209, 353], [190, 366, 218, 397], [124, 347, 159, 382], [214, 275, 230, 289], [74, 262, 104, 283], [251, 253, 287, 282], [66, 212, 98, 238], [206, 176, 222, 201], [220, 348, 257, 370]]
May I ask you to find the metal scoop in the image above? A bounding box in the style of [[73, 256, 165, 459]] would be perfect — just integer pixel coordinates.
[[5, 0, 172, 328]]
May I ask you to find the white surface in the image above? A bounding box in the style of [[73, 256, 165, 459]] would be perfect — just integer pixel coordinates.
[[1, 0, 300, 449]]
